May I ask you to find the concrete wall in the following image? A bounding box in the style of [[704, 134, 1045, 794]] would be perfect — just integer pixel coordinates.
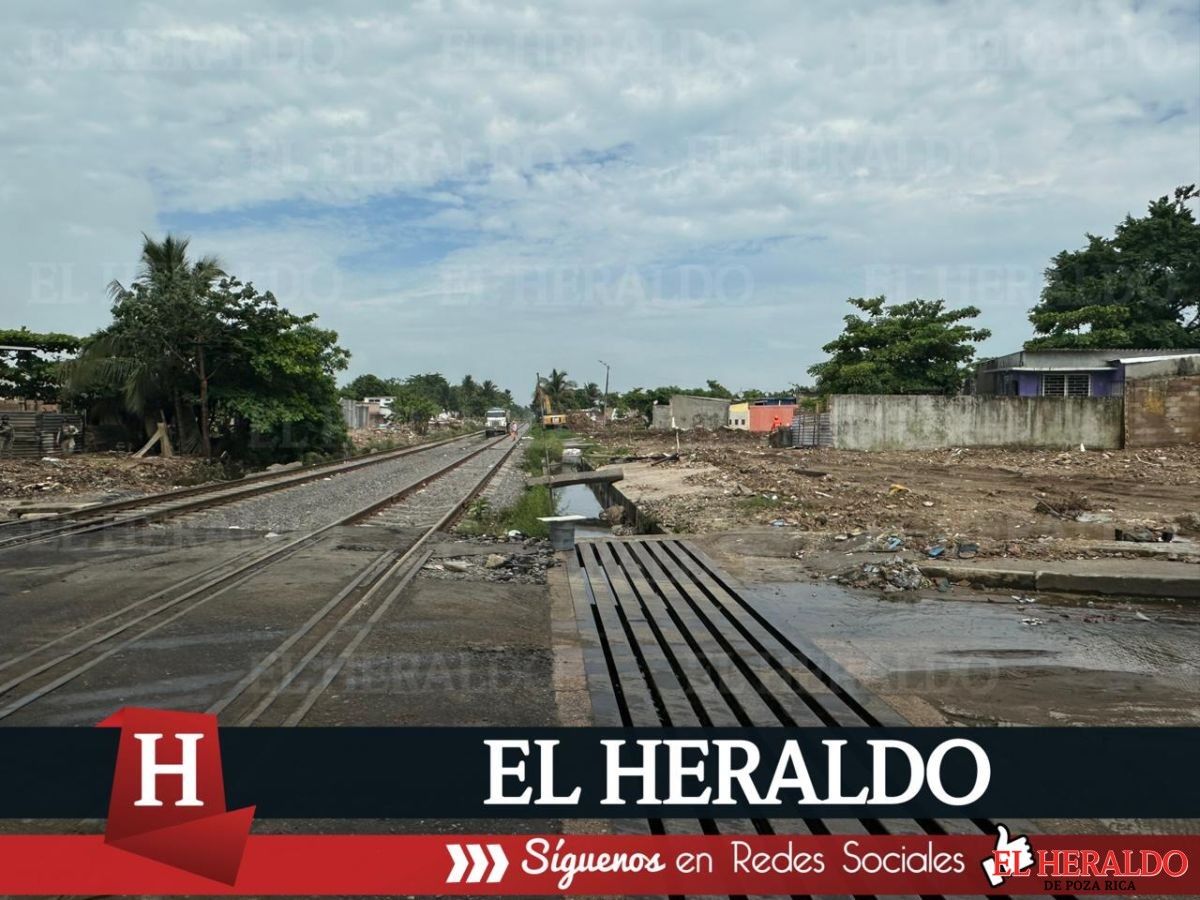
[[649, 395, 731, 430], [1123, 355, 1200, 380], [1124, 375, 1200, 447], [748, 403, 796, 432], [828, 395, 1123, 451]]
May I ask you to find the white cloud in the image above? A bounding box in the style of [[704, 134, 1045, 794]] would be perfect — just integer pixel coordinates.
[[0, 0, 1197, 392]]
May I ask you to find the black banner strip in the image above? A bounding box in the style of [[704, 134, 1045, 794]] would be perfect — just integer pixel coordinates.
[[0, 727, 1195, 819]]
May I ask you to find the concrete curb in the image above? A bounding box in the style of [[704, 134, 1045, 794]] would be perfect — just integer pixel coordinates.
[[921, 563, 1200, 599]]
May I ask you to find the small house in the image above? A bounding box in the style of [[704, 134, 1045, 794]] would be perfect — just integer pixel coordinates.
[[975, 349, 1200, 397]]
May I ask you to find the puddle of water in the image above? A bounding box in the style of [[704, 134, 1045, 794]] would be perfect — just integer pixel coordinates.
[[551, 483, 613, 539], [554, 483, 604, 519]]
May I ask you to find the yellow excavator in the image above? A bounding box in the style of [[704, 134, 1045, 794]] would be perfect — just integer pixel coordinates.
[[534, 373, 567, 429]]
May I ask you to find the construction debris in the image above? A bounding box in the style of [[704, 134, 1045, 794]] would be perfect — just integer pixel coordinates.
[[573, 419, 1200, 563], [834, 560, 928, 592], [0, 454, 217, 505]]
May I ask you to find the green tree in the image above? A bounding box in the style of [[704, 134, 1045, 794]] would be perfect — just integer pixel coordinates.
[[340, 373, 393, 399], [0, 328, 82, 404], [404, 373, 453, 411], [208, 279, 349, 462], [808, 296, 990, 395], [536, 369, 576, 411], [66, 234, 349, 462], [95, 234, 227, 454], [1027, 186, 1200, 348], [704, 379, 733, 399]]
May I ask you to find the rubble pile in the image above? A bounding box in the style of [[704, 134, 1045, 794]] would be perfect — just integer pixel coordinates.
[[834, 560, 929, 592], [423, 537, 558, 584], [0, 454, 216, 502]]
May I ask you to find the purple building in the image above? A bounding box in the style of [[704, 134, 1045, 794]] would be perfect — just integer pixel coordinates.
[[975, 348, 1200, 397]]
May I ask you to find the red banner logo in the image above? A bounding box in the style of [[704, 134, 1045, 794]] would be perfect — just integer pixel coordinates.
[[97, 707, 255, 885]]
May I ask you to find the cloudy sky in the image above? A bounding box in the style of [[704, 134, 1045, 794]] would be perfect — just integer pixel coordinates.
[[2, 1, 1197, 396]]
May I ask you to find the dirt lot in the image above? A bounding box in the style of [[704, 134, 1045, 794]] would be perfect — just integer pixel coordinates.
[[581, 423, 1200, 561], [0, 454, 216, 506]]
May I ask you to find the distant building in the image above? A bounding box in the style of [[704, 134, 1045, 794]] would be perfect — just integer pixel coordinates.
[[747, 397, 797, 432], [975, 349, 1200, 398], [728, 401, 749, 430]]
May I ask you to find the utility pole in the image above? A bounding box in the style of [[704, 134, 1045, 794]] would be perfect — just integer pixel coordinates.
[[598, 359, 611, 421]]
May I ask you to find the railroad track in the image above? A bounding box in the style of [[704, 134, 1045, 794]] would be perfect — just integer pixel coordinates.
[[567, 536, 1076, 900], [0, 431, 521, 725], [0, 430, 483, 553]]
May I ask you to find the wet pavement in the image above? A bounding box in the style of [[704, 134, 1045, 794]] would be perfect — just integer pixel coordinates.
[[744, 580, 1200, 726]]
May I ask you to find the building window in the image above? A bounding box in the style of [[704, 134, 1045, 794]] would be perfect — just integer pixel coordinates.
[[1042, 373, 1091, 397]]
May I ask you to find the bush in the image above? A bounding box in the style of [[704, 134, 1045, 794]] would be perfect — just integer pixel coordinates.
[[458, 486, 559, 538], [522, 429, 567, 475]]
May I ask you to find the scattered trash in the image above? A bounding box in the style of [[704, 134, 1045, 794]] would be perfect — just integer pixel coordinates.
[[506, 529, 524, 539], [264, 531, 281, 539], [484, 553, 509, 569], [921, 500, 934, 507], [934, 577, 951, 592], [1115, 527, 1158, 543], [1021, 617, 1044, 626], [1035, 493, 1093, 519], [927, 545, 946, 558], [835, 560, 928, 592], [443, 559, 471, 573], [955, 541, 979, 559], [770, 519, 787, 528], [888, 483, 909, 495], [1012, 595, 1038, 604], [1133, 611, 1153, 622]]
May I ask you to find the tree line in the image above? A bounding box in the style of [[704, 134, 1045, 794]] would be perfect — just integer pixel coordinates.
[[340, 372, 517, 425], [533, 369, 800, 420], [6, 235, 523, 462]]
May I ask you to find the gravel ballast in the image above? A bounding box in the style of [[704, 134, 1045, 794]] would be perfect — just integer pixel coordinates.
[[177, 435, 498, 533]]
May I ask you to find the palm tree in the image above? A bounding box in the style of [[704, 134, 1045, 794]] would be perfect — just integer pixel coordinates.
[[90, 234, 227, 455], [108, 233, 224, 299], [542, 369, 575, 410]]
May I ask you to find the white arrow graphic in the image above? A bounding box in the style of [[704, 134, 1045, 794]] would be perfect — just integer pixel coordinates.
[[486, 844, 508, 883], [447, 843, 469, 883], [467, 843, 489, 883], [446, 843, 509, 884]]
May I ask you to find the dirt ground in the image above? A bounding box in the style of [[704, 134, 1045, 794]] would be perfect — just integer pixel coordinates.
[[0, 453, 215, 505], [581, 422, 1200, 562]]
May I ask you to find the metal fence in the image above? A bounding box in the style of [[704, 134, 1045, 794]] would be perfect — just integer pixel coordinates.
[[790, 412, 832, 447], [0, 411, 85, 458]]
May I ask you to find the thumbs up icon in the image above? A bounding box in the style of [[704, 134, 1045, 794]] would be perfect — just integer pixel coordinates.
[[981, 824, 1035, 887]]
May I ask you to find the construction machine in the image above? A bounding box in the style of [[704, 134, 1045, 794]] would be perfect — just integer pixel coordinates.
[[534, 373, 568, 429]]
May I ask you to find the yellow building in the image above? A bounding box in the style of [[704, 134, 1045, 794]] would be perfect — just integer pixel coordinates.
[[728, 401, 749, 430]]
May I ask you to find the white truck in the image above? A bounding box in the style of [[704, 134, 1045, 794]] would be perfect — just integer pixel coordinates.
[[484, 408, 510, 437]]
